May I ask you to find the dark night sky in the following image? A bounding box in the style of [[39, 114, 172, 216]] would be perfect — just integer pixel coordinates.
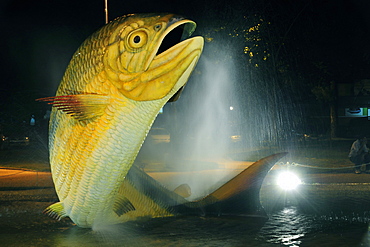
[[1, 0, 370, 121]]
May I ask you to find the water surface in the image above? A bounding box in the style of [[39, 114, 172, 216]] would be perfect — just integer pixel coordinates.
[[1, 182, 370, 246]]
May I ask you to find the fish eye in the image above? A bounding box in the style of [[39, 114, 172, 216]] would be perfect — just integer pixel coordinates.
[[154, 23, 162, 32], [133, 35, 141, 43], [127, 30, 148, 49]]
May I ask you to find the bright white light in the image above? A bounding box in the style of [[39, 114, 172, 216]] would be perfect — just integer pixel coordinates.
[[277, 172, 301, 190], [229, 106, 234, 110]]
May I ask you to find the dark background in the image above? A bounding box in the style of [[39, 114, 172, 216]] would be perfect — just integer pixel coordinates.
[[1, 0, 370, 142]]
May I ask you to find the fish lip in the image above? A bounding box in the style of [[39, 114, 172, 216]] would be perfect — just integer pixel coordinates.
[[144, 19, 197, 71]]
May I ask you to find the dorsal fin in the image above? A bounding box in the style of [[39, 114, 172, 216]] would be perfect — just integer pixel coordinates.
[[37, 93, 109, 121]]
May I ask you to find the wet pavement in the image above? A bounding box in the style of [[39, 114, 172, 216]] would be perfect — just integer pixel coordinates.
[[0, 168, 53, 189], [2, 164, 370, 195], [1, 165, 370, 216]]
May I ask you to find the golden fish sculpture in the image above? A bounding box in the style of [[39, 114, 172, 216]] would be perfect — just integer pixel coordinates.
[[39, 13, 204, 228]]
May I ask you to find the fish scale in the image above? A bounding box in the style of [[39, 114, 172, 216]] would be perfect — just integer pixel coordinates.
[[54, 98, 158, 225]]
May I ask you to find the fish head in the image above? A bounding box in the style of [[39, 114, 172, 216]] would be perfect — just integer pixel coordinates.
[[104, 13, 204, 101]]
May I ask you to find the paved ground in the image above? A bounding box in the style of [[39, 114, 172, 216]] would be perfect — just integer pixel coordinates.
[[0, 168, 53, 189], [1, 164, 370, 192], [1, 140, 370, 190]]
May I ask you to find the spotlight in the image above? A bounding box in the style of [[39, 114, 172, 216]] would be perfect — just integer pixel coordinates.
[[277, 172, 301, 190]]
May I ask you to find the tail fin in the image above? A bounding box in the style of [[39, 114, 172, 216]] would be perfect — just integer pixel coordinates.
[[180, 153, 287, 217]]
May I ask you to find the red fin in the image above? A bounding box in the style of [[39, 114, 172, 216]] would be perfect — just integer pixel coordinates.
[[37, 94, 109, 120]]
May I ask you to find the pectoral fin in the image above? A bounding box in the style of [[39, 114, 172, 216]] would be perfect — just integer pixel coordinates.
[[44, 202, 67, 220], [37, 93, 109, 121]]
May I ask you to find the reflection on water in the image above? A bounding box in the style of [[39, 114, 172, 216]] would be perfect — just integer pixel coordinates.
[[259, 207, 306, 246], [1, 207, 369, 247], [1, 184, 370, 246], [258, 206, 370, 247]]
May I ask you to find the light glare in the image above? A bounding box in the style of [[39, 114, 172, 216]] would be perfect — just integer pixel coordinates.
[[277, 172, 301, 190]]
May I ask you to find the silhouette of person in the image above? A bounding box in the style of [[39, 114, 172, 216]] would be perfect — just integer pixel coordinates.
[[349, 136, 370, 174]]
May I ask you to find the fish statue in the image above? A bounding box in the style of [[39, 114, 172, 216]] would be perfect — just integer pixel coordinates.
[[38, 13, 204, 228]]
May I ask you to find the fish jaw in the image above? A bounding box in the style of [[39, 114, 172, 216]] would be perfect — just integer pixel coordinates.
[[133, 36, 203, 101], [103, 14, 204, 101]]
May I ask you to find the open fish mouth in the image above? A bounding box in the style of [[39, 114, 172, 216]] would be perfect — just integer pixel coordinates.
[[150, 19, 201, 102], [155, 19, 197, 57], [143, 17, 199, 72]]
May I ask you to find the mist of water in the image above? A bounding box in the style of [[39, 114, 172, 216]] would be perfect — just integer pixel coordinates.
[[140, 48, 247, 199], [140, 32, 304, 199], [177, 56, 236, 160]]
